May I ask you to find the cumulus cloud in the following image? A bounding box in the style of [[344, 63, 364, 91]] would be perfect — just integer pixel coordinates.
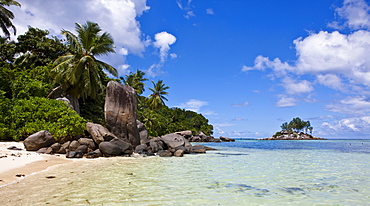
[[329, 0, 370, 30], [153, 31, 177, 62], [11, 0, 152, 76], [321, 116, 370, 134], [176, 99, 208, 113], [243, 22, 370, 107], [276, 95, 297, 107], [281, 77, 314, 95], [326, 96, 370, 114], [316, 74, 344, 91]]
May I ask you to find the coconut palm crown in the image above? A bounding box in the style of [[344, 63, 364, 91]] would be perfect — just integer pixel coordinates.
[[147, 80, 169, 110], [52, 21, 117, 99], [0, 0, 21, 37]]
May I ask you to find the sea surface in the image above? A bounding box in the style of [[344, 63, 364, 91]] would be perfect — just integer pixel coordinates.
[[1, 139, 370, 206]]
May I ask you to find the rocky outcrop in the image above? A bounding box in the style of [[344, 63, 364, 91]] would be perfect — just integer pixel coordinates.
[[220, 136, 235, 142], [105, 81, 140, 147], [262, 131, 326, 140], [23, 130, 56, 151], [175, 130, 221, 142], [86, 122, 116, 145], [137, 120, 148, 144], [99, 138, 133, 156]]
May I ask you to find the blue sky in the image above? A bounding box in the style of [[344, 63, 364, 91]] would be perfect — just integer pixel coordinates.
[[8, 0, 370, 139]]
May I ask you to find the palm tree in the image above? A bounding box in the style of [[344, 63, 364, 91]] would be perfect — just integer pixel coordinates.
[[147, 80, 169, 110], [0, 0, 20, 37], [52, 21, 117, 100], [122, 69, 148, 95]]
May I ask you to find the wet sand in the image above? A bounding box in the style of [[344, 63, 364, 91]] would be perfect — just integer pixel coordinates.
[[0, 142, 70, 186]]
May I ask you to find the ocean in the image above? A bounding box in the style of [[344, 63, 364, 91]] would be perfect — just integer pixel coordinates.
[[1, 139, 369, 205]]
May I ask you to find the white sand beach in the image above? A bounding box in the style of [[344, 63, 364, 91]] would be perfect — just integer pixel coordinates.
[[0, 142, 70, 186]]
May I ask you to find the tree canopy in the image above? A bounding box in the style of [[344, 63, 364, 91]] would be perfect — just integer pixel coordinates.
[[52, 21, 117, 100], [0, 23, 214, 141], [280, 117, 313, 134]]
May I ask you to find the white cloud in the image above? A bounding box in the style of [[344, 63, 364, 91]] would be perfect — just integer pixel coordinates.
[[232, 101, 249, 107], [206, 8, 214, 15], [330, 0, 370, 30], [281, 77, 314, 95], [316, 74, 344, 91], [11, 0, 151, 76], [321, 116, 370, 134], [153, 31, 177, 62], [176, 99, 208, 113], [326, 96, 370, 114], [276, 95, 297, 107], [176, 0, 196, 19]]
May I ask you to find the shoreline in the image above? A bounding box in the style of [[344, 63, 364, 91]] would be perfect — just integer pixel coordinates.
[[0, 142, 71, 187]]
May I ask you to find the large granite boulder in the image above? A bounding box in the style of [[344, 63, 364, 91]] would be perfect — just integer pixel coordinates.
[[23, 130, 55, 151], [137, 120, 148, 144], [105, 81, 140, 147], [160, 133, 186, 149], [99, 138, 133, 156], [86, 122, 116, 145]]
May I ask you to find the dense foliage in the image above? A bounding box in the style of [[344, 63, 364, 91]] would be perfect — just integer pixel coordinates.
[[0, 24, 213, 141], [280, 117, 313, 134], [123, 70, 213, 137], [0, 27, 87, 141]]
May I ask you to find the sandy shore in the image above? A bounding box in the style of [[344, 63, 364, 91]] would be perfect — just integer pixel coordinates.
[[0, 142, 70, 186]]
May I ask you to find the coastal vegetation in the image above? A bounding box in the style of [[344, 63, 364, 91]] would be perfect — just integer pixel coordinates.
[[0, 8, 213, 141], [265, 117, 324, 140]]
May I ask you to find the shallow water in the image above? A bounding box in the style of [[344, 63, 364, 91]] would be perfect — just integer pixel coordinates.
[[1, 140, 369, 205]]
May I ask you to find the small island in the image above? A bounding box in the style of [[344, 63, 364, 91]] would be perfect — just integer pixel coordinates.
[[262, 117, 326, 140]]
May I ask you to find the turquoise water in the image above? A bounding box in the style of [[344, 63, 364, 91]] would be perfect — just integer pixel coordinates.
[[1, 140, 369, 205]]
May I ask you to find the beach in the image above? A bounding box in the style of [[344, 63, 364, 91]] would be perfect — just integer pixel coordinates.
[[0, 142, 70, 187], [0, 139, 369, 205]]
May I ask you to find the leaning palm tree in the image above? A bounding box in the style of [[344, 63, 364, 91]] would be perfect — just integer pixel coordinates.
[[0, 0, 20, 37], [147, 80, 169, 110], [52, 21, 117, 100]]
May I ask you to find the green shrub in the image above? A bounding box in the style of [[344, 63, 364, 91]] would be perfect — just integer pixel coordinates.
[[0, 90, 13, 140], [273, 132, 282, 137], [10, 97, 86, 141]]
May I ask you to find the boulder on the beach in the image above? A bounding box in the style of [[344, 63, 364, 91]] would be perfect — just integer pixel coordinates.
[[99, 138, 133, 156], [24, 130, 55, 151], [78, 138, 96, 151], [149, 139, 163, 153], [174, 149, 185, 157], [158, 150, 172, 157], [68, 140, 79, 151], [189, 145, 207, 153], [175, 130, 192, 138], [36, 147, 48, 154], [137, 120, 148, 144], [85, 149, 102, 158], [134, 144, 148, 154], [86, 122, 116, 145], [66, 151, 83, 158], [160, 133, 185, 149], [105, 81, 140, 147]]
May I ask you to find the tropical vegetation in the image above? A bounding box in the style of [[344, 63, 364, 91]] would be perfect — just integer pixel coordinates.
[[280, 117, 313, 134], [0, 18, 213, 141]]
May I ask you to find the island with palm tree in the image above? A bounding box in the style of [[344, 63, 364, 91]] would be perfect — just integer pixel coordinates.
[[262, 117, 325, 140]]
